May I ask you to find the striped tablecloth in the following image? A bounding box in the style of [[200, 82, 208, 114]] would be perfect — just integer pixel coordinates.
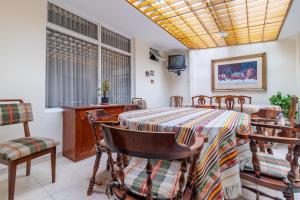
[[119, 107, 252, 200]]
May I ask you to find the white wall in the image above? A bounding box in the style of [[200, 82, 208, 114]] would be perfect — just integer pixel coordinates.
[[171, 37, 299, 104], [167, 50, 190, 104], [134, 38, 171, 108], [0, 0, 63, 150]]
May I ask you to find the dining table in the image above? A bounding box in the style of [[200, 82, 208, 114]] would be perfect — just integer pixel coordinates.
[[119, 107, 253, 200]]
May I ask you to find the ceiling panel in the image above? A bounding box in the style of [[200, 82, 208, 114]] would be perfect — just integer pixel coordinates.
[[125, 0, 293, 49]]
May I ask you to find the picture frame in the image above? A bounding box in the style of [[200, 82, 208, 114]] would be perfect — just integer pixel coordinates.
[[211, 53, 267, 91]]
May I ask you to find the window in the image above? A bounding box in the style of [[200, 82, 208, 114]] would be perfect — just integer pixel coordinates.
[[46, 3, 132, 107], [101, 47, 131, 104], [101, 27, 130, 53], [46, 29, 98, 108], [101, 27, 131, 104], [48, 2, 98, 40], [46, 3, 98, 108]]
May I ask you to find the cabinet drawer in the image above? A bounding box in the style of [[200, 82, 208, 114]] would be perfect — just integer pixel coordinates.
[[104, 107, 124, 115]]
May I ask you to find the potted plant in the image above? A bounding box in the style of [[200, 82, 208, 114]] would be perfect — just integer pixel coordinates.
[[269, 92, 293, 117], [101, 80, 110, 104]]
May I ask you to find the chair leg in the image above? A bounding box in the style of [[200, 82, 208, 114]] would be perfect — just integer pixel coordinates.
[[106, 159, 110, 171], [286, 144, 294, 161], [26, 160, 31, 176], [51, 147, 56, 183], [122, 155, 129, 167], [283, 184, 294, 200], [87, 150, 102, 196], [8, 163, 17, 200]]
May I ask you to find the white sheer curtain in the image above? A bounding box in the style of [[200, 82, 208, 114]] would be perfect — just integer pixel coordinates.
[[46, 29, 98, 108], [101, 47, 131, 104]]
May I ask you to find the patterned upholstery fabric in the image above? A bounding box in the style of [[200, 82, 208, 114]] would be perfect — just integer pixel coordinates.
[[0, 137, 58, 161], [132, 99, 147, 109], [241, 152, 291, 180], [0, 103, 33, 126], [123, 157, 183, 199]]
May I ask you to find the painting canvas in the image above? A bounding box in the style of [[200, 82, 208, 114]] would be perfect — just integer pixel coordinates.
[[212, 53, 266, 91]]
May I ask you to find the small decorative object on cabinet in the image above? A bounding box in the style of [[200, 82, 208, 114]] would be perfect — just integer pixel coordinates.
[[101, 80, 110, 104], [62, 104, 124, 162]]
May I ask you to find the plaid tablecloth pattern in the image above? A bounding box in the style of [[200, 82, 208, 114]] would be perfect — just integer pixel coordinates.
[[119, 107, 252, 200]]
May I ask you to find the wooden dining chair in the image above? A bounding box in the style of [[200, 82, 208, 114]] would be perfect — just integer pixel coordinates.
[[212, 95, 223, 109], [238, 122, 300, 200], [132, 98, 147, 109], [86, 109, 120, 196], [191, 95, 215, 109], [170, 96, 183, 107], [124, 104, 141, 112], [237, 96, 249, 112], [238, 95, 252, 104], [251, 96, 299, 158], [0, 99, 58, 200], [101, 124, 206, 200], [285, 96, 299, 161], [223, 95, 236, 110]]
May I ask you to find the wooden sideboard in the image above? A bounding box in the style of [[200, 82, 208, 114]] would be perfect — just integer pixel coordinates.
[[62, 104, 125, 162]]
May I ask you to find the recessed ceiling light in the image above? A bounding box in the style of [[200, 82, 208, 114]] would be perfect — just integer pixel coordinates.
[[218, 31, 228, 38]]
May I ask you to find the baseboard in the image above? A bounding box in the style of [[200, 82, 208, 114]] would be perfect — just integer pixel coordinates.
[[0, 151, 63, 176]]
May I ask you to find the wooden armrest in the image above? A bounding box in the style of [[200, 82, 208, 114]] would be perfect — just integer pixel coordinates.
[[189, 136, 205, 151], [251, 118, 278, 123], [238, 133, 300, 145], [251, 122, 290, 130]]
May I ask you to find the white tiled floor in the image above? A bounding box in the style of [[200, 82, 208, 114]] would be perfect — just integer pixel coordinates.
[[0, 154, 109, 200], [0, 147, 299, 200]]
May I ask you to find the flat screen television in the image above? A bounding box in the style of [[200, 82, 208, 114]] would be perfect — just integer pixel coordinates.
[[168, 55, 186, 75]]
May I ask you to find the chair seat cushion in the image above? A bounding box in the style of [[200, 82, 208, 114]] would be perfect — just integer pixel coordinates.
[[241, 152, 290, 180], [123, 157, 183, 199], [0, 137, 59, 161]]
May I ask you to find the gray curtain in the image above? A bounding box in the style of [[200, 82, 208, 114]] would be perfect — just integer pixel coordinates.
[[46, 29, 98, 108], [101, 47, 131, 104]]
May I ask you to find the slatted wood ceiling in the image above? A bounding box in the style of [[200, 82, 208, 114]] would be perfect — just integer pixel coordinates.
[[125, 0, 293, 49]]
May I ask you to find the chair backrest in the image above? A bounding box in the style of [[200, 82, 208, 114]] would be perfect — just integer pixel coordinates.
[[86, 109, 119, 144], [211, 96, 222, 109], [124, 104, 140, 112], [132, 98, 147, 109], [192, 95, 213, 107], [101, 124, 204, 160], [131, 98, 143, 104], [170, 96, 183, 107], [288, 96, 299, 127], [238, 95, 252, 104], [236, 96, 249, 112], [0, 99, 33, 137], [224, 95, 236, 110], [102, 124, 205, 200]]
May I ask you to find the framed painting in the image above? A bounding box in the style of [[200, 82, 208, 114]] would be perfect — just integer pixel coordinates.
[[211, 53, 266, 91]]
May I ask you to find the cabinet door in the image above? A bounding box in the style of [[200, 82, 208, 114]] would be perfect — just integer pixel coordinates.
[[76, 110, 95, 160]]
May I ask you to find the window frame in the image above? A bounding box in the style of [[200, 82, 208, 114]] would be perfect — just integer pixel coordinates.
[[46, 1, 134, 110]]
